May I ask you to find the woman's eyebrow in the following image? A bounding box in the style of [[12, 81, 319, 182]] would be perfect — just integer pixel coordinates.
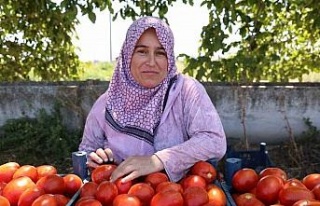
[[134, 45, 165, 50], [134, 45, 147, 49]]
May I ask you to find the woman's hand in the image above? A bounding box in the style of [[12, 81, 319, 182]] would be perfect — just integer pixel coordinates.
[[110, 155, 164, 183], [87, 148, 114, 168]]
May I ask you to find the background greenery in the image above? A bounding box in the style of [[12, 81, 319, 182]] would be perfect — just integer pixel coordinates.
[[1, 0, 320, 82], [0, 105, 81, 174], [79, 61, 320, 82], [78, 61, 115, 81]]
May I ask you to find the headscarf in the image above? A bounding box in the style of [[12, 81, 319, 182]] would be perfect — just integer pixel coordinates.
[[105, 16, 177, 145]]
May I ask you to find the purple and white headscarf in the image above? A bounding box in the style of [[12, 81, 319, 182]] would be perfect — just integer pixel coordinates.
[[105, 16, 177, 143]]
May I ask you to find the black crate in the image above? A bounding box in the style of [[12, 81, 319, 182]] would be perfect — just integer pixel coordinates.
[[218, 142, 274, 205], [215, 179, 237, 206], [66, 188, 80, 206], [226, 142, 272, 171]]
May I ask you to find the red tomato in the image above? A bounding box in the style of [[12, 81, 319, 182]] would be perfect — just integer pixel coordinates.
[[91, 164, 117, 184], [249, 186, 257, 195], [292, 199, 320, 206], [303, 174, 320, 191], [207, 184, 227, 206], [312, 184, 320, 200], [114, 178, 133, 194], [18, 187, 45, 206], [80, 182, 98, 198], [150, 190, 184, 206], [76, 196, 95, 202], [55, 194, 70, 206], [36, 165, 57, 181], [202, 203, 220, 206], [75, 198, 102, 206], [95, 181, 118, 205], [128, 182, 155, 206], [283, 178, 308, 190], [190, 161, 217, 183], [235, 193, 265, 206], [206, 183, 216, 191], [255, 175, 284, 205], [113, 194, 142, 206], [183, 186, 209, 206], [13, 165, 38, 183], [0, 196, 10, 206], [232, 193, 240, 202], [259, 167, 288, 182], [279, 187, 315, 206], [31, 194, 58, 206], [2, 176, 36, 205], [0, 162, 20, 183], [232, 168, 259, 193], [144, 172, 169, 190], [156, 181, 183, 194], [0, 181, 7, 195], [63, 173, 83, 197], [181, 175, 207, 190], [36, 174, 65, 194]]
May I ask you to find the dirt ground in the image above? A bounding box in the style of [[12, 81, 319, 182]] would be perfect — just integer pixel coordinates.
[[229, 136, 320, 180], [268, 142, 320, 179]]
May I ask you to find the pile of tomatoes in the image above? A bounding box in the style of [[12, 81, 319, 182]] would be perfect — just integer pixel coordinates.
[[75, 160, 227, 206], [231, 167, 320, 206], [0, 162, 83, 206]]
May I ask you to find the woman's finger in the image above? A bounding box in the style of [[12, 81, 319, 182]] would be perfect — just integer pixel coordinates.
[[104, 148, 114, 162], [120, 170, 140, 183], [89, 151, 103, 164], [110, 161, 134, 182], [95, 148, 114, 163], [86, 160, 100, 169]]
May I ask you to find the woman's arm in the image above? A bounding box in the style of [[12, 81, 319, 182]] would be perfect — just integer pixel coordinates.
[[155, 77, 227, 182], [79, 109, 106, 153]]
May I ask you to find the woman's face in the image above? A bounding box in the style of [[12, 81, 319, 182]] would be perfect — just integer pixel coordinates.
[[130, 28, 168, 88]]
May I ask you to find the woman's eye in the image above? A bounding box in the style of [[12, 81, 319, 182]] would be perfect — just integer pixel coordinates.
[[156, 51, 167, 57], [136, 50, 147, 55]]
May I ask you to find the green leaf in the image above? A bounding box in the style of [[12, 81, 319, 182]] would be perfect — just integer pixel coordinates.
[[88, 11, 96, 23]]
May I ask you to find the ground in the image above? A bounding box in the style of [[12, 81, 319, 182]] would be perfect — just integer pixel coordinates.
[[268, 140, 320, 179], [228, 136, 320, 180]]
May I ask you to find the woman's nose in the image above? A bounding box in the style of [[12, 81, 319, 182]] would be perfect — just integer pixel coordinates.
[[147, 53, 156, 66]]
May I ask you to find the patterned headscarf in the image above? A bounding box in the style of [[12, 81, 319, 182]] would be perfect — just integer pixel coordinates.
[[105, 16, 177, 143]]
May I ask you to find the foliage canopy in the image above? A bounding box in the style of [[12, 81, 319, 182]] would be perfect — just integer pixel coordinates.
[[1, 0, 319, 82]]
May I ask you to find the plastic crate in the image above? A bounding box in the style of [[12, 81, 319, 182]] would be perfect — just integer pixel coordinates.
[[71, 151, 89, 180], [224, 142, 273, 186], [66, 187, 81, 206], [215, 178, 237, 206], [226, 142, 272, 170], [66, 151, 88, 206], [219, 142, 274, 205], [207, 159, 236, 206]]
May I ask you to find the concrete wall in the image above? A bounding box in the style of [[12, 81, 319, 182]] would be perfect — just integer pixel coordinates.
[[1, 81, 319, 144]]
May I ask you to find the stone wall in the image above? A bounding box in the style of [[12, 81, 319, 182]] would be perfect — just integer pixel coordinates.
[[1, 81, 319, 144]]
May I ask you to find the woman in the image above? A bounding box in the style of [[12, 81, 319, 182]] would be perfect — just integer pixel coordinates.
[[79, 16, 226, 183]]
